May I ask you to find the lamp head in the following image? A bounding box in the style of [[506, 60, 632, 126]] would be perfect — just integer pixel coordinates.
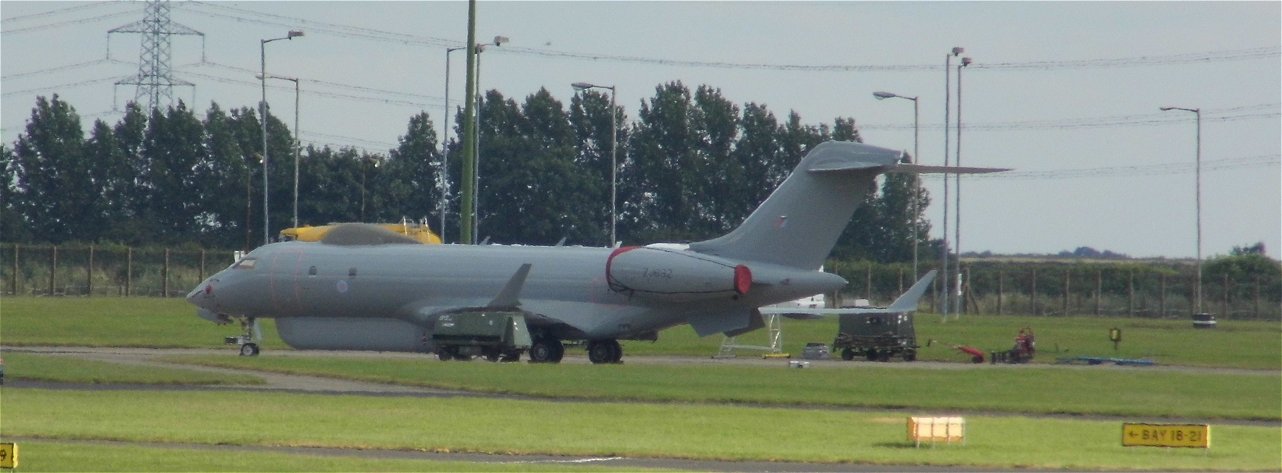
[[287, 30, 304, 39], [493, 35, 509, 46], [961, 57, 973, 67], [572, 82, 594, 91], [873, 91, 897, 100], [951, 47, 964, 56]]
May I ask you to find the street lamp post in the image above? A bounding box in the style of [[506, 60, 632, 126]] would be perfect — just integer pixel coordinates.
[[873, 91, 919, 279], [954, 56, 971, 316], [258, 73, 302, 229], [940, 46, 963, 318], [441, 46, 467, 243], [573, 82, 618, 247], [470, 35, 508, 243], [1161, 105, 1203, 314], [259, 30, 303, 245]]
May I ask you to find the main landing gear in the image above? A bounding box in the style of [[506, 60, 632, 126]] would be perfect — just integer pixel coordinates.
[[587, 339, 623, 364], [528, 336, 565, 363]]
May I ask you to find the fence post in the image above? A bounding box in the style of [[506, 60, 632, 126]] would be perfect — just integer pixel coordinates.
[[1221, 274, 1229, 319], [1031, 267, 1038, 316], [163, 248, 170, 298], [199, 249, 206, 283], [87, 245, 94, 297], [10, 244, 17, 295], [996, 270, 1004, 315], [1094, 270, 1102, 316], [1062, 269, 1070, 316], [49, 245, 57, 296], [1160, 274, 1167, 317], [1255, 276, 1261, 319], [126, 247, 132, 297], [1127, 270, 1135, 317], [865, 263, 872, 301]]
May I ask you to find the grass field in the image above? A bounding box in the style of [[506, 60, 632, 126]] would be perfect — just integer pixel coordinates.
[[3, 296, 1279, 369], [6, 389, 1278, 471], [8, 440, 649, 472], [3, 296, 1280, 470], [165, 354, 1280, 421], [0, 352, 264, 385]]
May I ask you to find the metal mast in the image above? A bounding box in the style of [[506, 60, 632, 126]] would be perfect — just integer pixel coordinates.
[[109, 0, 204, 111]]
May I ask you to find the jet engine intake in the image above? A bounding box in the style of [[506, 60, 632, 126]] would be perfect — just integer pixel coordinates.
[[606, 246, 752, 301]]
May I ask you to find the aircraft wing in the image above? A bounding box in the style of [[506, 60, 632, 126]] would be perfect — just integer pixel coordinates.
[[764, 270, 937, 320]]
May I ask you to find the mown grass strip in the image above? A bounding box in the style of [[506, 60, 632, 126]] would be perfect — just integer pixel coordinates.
[[4, 297, 1278, 369], [8, 440, 651, 472], [165, 354, 1281, 421], [7, 389, 1279, 471], [0, 297, 287, 349], [0, 352, 264, 385]]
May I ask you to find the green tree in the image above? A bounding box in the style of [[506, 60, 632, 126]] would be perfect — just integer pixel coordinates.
[[0, 143, 31, 242], [379, 112, 442, 226], [628, 82, 700, 242], [11, 95, 91, 243]]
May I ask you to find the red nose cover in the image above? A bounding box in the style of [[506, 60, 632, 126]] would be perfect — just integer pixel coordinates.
[[734, 265, 752, 295]]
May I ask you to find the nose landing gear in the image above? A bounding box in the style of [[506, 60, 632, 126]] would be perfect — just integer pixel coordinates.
[[223, 316, 262, 357]]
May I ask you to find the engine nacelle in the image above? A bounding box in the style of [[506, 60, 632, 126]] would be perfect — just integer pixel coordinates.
[[606, 246, 751, 301]]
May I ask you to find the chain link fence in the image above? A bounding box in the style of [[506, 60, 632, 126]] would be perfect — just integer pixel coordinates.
[[3, 244, 1278, 320], [1, 244, 237, 298], [828, 260, 1281, 320]]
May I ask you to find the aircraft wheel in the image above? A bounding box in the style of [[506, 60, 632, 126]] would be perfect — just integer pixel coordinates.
[[437, 350, 454, 361], [902, 350, 917, 362], [529, 338, 563, 364], [841, 348, 855, 361], [865, 349, 878, 362], [588, 340, 623, 364], [549, 339, 565, 362], [608, 340, 623, 363], [239, 343, 260, 357]]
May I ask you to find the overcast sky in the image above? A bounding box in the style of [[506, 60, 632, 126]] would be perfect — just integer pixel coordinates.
[[3, 1, 1279, 258]]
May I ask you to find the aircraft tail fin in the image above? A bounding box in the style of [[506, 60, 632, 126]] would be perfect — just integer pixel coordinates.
[[688, 141, 899, 269], [689, 141, 1006, 269]]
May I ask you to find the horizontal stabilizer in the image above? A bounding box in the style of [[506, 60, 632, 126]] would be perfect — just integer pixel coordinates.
[[762, 270, 937, 318], [888, 270, 937, 312], [889, 164, 1010, 174]]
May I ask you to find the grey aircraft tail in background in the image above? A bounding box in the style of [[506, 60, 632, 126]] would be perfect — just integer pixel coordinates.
[[188, 140, 1005, 363]]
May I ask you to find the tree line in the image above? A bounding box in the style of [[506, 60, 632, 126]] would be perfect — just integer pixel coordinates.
[[1, 82, 931, 262]]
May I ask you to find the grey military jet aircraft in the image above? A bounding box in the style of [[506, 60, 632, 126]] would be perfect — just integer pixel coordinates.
[[188, 140, 1003, 363]]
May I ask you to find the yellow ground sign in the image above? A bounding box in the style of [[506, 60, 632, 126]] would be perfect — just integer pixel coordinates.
[[0, 442, 17, 468], [1122, 423, 1210, 448]]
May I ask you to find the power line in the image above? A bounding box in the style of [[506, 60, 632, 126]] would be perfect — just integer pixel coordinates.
[[860, 105, 1280, 131], [2, 75, 130, 98], [1, 9, 139, 35], [176, 2, 1278, 73], [958, 154, 1280, 180], [1, 58, 134, 80], [1, 2, 126, 24], [182, 1, 455, 47]]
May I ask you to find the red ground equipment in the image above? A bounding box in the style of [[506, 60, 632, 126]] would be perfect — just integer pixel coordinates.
[[991, 327, 1036, 364]]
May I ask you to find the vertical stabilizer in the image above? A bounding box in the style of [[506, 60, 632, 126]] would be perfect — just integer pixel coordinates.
[[689, 141, 904, 269]]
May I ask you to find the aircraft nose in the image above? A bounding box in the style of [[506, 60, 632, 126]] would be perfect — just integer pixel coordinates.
[[186, 279, 215, 308]]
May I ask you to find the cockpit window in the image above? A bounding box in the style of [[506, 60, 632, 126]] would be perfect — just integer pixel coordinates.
[[233, 257, 258, 270]]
